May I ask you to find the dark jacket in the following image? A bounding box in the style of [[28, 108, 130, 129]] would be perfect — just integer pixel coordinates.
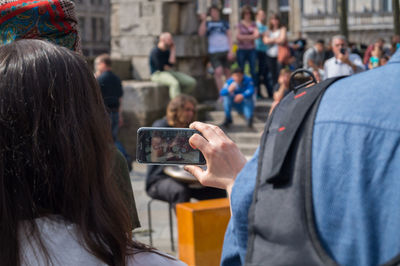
[[145, 118, 170, 191]]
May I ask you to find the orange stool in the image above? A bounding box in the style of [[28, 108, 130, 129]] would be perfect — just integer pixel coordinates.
[[176, 198, 230, 266]]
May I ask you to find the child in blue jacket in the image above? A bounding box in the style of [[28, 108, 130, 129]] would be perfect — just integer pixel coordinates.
[[220, 68, 255, 128]]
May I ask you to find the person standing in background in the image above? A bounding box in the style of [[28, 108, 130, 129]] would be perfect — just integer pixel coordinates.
[[95, 54, 133, 169], [254, 9, 272, 99], [263, 13, 287, 87], [303, 40, 326, 79], [323, 35, 365, 79], [95, 54, 123, 143], [198, 5, 233, 92], [236, 5, 258, 90]]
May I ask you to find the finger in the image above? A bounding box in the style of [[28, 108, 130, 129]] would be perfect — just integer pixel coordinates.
[[184, 165, 205, 181], [189, 122, 220, 141], [189, 133, 210, 153], [191, 121, 231, 145]]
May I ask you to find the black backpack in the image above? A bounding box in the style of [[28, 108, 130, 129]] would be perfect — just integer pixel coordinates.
[[244, 76, 400, 266]]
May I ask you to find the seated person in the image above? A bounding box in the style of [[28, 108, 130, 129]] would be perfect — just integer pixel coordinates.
[[0, 39, 185, 266], [150, 32, 197, 99], [220, 68, 255, 128], [146, 95, 226, 207]]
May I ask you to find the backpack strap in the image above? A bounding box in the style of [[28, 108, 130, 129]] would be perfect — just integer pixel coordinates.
[[260, 77, 343, 185], [246, 76, 344, 265]]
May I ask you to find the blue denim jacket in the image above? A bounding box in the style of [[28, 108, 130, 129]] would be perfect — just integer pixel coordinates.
[[221, 50, 400, 266], [220, 76, 254, 99]]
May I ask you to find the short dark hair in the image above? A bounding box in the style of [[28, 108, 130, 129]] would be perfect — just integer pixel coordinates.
[[316, 39, 325, 45], [95, 53, 112, 67], [232, 67, 244, 74], [241, 5, 255, 21], [208, 5, 221, 15]]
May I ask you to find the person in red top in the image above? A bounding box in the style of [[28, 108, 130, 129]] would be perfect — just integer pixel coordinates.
[[363, 38, 385, 66]]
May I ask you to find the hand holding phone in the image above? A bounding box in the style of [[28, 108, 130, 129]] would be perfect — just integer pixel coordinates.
[[136, 127, 206, 165], [184, 122, 247, 193]]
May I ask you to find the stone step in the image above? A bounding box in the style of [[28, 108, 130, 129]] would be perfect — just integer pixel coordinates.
[[237, 143, 260, 157], [205, 111, 267, 124], [226, 131, 263, 145], [204, 120, 265, 133]]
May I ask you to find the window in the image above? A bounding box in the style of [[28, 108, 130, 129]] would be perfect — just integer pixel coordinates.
[[279, 0, 290, 29], [91, 17, 97, 42], [383, 0, 392, 12], [78, 17, 85, 41], [99, 18, 105, 41]]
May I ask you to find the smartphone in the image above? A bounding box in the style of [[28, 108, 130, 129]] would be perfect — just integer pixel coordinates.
[[136, 127, 206, 165], [340, 48, 346, 55]]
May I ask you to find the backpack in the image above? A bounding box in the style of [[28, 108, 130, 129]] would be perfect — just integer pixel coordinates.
[[245, 75, 400, 265]]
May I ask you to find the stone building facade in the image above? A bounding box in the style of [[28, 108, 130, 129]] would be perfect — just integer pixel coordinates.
[[75, 0, 111, 56], [110, 0, 217, 101], [289, 0, 394, 44]]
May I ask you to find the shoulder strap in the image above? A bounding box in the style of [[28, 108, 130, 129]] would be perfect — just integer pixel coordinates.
[[262, 77, 342, 185]]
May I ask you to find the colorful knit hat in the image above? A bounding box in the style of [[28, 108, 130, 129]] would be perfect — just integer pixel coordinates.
[[0, 0, 81, 52]]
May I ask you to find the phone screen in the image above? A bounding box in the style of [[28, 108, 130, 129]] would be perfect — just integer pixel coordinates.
[[136, 127, 206, 165]]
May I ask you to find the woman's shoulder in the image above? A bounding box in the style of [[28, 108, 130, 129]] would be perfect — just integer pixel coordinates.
[[128, 251, 187, 266]]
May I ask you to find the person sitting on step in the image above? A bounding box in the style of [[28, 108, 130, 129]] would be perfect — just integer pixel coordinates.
[[220, 68, 255, 128]]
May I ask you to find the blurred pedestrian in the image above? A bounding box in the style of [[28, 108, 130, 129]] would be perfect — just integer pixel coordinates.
[[290, 32, 307, 68], [198, 5, 233, 91], [273, 68, 291, 102], [323, 35, 365, 79], [368, 44, 383, 69], [390, 34, 400, 56], [380, 55, 389, 66], [95, 54, 123, 142], [236, 5, 258, 88], [263, 13, 287, 87], [303, 39, 325, 74], [363, 38, 385, 66], [255, 9, 272, 98]]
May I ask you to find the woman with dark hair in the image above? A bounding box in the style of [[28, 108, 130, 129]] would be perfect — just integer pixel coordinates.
[[0, 39, 185, 266], [263, 13, 287, 87], [146, 94, 226, 207], [235, 5, 258, 89]]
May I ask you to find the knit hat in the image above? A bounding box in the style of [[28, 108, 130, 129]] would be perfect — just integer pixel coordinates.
[[0, 0, 81, 52]]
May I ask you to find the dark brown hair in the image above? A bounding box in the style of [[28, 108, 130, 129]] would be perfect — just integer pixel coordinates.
[[241, 5, 255, 21], [0, 39, 149, 265], [166, 94, 197, 128], [268, 13, 281, 30], [256, 9, 266, 24]]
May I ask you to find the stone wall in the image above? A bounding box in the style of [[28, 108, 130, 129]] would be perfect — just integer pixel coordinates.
[[118, 80, 212, 158], [118, 81, 170, 158], [111, 0, 220, 158], [110, 0, 218, 101]]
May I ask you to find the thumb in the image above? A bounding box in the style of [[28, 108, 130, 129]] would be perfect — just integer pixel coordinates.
[[184, 165, 205, 182]]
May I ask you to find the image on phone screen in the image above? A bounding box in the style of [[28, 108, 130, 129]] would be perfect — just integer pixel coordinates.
[[136, 127, 206, 165]]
